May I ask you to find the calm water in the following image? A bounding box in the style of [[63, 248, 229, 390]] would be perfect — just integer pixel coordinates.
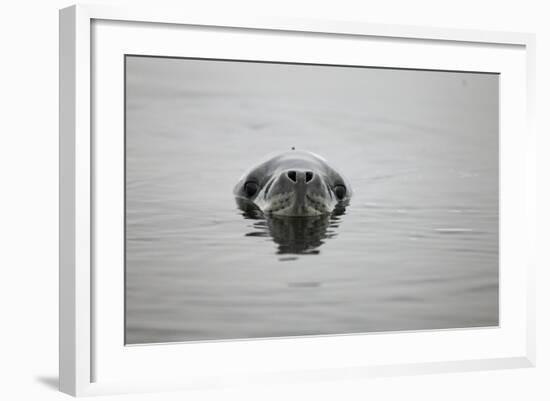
[[125, 57, 499, 344]]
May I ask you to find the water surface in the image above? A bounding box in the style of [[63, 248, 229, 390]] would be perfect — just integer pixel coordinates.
[[125, 57, 499, 344]]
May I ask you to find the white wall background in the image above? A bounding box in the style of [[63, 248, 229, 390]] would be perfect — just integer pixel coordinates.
[[0, 0, 547, 399]]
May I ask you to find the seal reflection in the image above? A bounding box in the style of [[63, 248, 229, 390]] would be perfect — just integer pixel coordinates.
[[237, 199, 348, 255]]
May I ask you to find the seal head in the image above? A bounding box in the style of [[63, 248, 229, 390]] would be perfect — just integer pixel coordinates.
[[234, 150, 351, 217]]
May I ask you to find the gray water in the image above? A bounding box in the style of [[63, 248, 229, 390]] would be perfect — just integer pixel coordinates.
[[125, 56, 499, 344]]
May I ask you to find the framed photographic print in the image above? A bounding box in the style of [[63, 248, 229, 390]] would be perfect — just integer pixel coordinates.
[[59, 4, 536, 397]]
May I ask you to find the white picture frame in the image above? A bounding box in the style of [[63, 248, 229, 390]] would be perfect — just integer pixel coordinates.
[[59, 4, 536, 397]]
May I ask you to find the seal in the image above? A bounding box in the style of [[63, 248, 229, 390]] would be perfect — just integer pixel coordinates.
[[234, 150, 352, 217]]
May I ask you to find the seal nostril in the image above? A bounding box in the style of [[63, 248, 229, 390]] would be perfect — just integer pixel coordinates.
[[305, 171, 314, 183], [287, 170, 297, 183]]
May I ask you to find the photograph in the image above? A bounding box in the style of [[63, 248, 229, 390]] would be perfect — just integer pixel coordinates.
[[124, 55, 499, 345]]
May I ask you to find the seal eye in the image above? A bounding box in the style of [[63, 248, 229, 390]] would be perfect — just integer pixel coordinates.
[[334, 184, 346, 200], [244, 181, 259, 197]]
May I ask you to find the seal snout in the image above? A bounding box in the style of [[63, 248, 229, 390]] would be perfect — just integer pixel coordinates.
[[278, 168, 321, 200], [264, 168, 331, 216]]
